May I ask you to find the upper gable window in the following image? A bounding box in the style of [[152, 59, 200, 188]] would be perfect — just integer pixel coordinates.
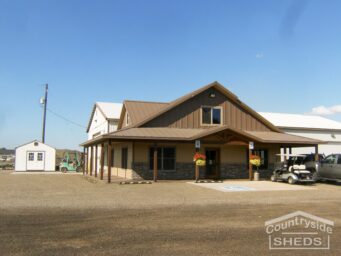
[[201, 106, 222, 125]]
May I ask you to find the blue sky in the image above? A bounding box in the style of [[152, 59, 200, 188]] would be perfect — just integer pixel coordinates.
[[1, 0, 341, 150]]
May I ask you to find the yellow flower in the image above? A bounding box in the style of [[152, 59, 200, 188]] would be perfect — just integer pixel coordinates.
[[250, 159, 261, 167]]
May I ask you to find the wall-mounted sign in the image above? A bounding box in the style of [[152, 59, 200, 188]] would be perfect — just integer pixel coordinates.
[[249, 141, 254, 150], [195, 140, 201, 149]]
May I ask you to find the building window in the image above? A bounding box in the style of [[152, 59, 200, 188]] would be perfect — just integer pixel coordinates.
[[28, 153, 34, 161], [149, 147, 175, 171], [251, 149, 268, 169], [121, 148, 128, 169], [111, 149, 115, 167], [201, 106, 222, 125], [37, 153, 43, 161]]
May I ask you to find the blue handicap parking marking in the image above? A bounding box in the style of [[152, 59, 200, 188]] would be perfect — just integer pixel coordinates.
[[222, 185, 256, 191]]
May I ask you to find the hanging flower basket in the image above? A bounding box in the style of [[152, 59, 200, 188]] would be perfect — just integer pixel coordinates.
[[249, 154, 261, 167], [193, 153, 206, 166]]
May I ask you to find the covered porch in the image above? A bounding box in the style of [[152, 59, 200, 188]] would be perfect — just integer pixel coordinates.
[[80, 126, 322, 183]]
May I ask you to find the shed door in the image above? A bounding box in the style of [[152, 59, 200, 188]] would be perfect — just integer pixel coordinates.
[[26, 151, 45, 171]]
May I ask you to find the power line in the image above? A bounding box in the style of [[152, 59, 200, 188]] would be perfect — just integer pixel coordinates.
[[46, 107, 86, 129]]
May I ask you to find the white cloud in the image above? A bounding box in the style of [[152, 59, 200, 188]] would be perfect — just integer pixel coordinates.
[[255, 53, 263, 59], [310, 105, 341, 116]]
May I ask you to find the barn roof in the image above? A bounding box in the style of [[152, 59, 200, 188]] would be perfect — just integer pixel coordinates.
[[86, 102, 123, 132], [259, 112, 341, 131]]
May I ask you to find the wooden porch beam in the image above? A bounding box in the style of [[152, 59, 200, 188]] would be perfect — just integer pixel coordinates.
[[153, 145, 158, 182], [83, 147, 87, 175], [100, 143, 104, 180], [195, 148, 199, 182], [107, 141, 112, 183], [90, 146, 93, 176], [248, 148, 253, 181], [315, 145, 319, 161], [94, 145, 98, 178]]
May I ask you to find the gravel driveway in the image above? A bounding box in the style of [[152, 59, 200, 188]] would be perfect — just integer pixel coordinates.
[[1, 171, 340, 255]]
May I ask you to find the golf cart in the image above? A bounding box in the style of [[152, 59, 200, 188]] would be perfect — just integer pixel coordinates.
[[271, 154, 315, 184]]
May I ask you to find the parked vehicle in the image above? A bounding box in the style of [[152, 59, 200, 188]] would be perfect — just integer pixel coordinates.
[[316, 154, 341, 182], [59, 151, 83, 173], [271, 154, 315, 184], [302, 153, 324, 173]]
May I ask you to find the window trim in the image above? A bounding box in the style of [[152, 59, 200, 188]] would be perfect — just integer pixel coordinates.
[[37, 153, 43, 161], [149, 147, 176, 171], [28, 153, 34, 161], [200, 106, 223, 126]]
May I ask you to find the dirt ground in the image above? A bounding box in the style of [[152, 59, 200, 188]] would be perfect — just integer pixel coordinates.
[[1, 171, 341, 255]]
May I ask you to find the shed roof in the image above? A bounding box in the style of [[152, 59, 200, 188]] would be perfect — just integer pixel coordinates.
[[15, 140, 56, 150], [259, 112, 341, 131]]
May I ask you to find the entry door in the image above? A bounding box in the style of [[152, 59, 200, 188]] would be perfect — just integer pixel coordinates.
[[205, 149, 220, 179], [26, 151, 45, 171]]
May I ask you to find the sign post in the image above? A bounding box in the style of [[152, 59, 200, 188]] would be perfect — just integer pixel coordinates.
[[193, 140, 207, 182], [195, 140, 200, 182]]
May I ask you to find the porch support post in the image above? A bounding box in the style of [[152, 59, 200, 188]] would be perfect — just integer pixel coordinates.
[[90, 146, 93, 176], [283, 147, 287, 161], [83, 147, 87, 175], [107, 141, 112, 183], [289, 147, 292, 155], [195, 148, 199, 182], [315, 145, 319, 161], [153, 144, 158, 182], [248, 148, 253, 181], [95, 144, 98, 178], [100, 143, 104, 180]]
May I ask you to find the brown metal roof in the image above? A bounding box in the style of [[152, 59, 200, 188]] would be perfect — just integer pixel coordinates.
[[124, 100, 169, 126], [112, 127, 203, 139], [244, 131, 323, 145], [81, 126, 322, 146]]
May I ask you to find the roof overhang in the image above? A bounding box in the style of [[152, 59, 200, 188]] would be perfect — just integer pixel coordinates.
[[80, 126, 324, 147]]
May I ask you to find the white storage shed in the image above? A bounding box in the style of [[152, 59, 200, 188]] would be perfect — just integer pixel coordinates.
[[15, 140, 56, 171]]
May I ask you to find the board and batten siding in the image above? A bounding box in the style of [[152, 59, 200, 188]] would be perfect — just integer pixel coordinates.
[[142, 88, 270, 131]]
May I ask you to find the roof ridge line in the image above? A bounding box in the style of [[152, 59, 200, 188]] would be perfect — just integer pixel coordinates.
[[124, 100, 169, 104]]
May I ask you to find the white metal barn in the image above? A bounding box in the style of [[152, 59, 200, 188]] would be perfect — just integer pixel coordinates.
[[259, 112, 341, 156], [15, 140, 56, 172], [87, 102, 123, 140]]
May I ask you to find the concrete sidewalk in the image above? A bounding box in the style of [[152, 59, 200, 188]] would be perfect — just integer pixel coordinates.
[[190, 180, 316, 192]]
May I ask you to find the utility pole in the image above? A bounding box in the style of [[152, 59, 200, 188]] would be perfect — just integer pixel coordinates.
[[41, 84, 48, 143]]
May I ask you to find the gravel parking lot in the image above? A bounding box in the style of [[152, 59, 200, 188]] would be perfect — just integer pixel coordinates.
[[1, 171, 341, 255]]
